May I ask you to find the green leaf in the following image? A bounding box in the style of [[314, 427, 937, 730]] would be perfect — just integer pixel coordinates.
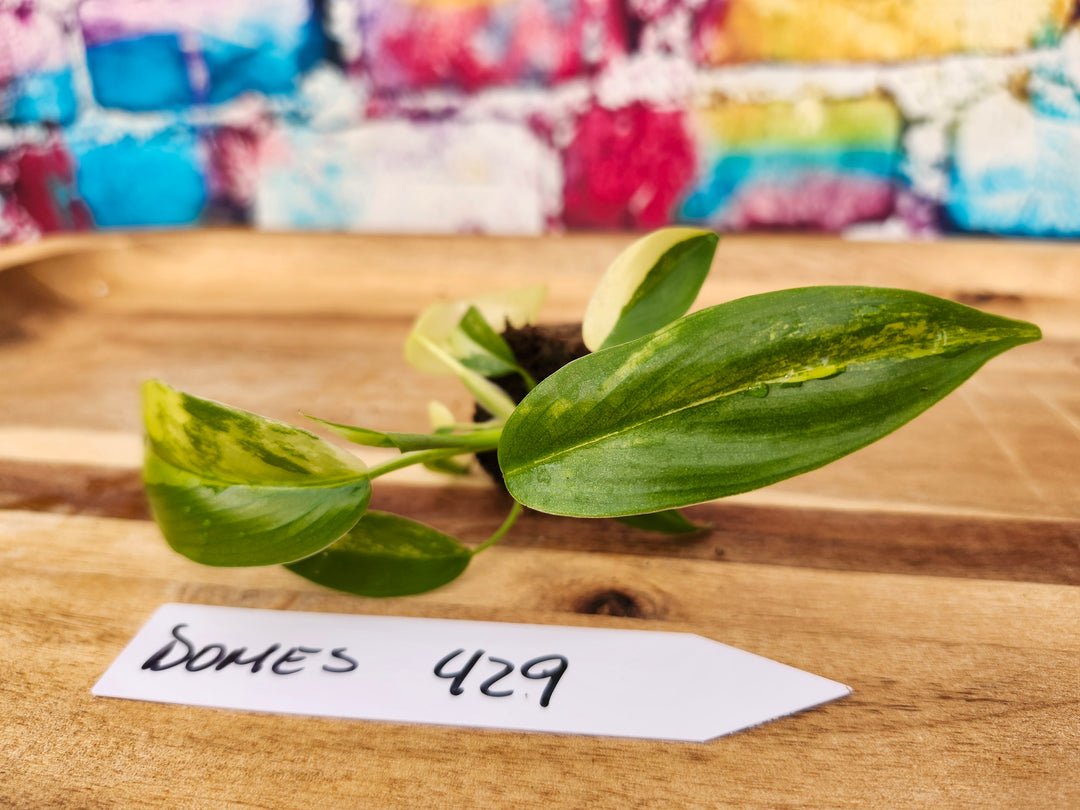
[[285, 511, 472, 597], [305, 414, 501, 453], [406, 334, 518, 419], [142, 380, 371, 567], [500, 287, 1041, 517], [583, 228, 719, 351], [455, 306, 537, 388], [405, 285, 546, 376], [403, 286, 545, 418], [455, 306, 521, 375], [615, 510, 704, 534]]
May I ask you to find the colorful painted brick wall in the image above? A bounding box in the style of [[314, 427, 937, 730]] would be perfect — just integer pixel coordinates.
[[3, 0, 1080, 242]]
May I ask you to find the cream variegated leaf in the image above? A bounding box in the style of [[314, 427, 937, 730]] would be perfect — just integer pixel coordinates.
[[582, 228, 718, 352], [405, 285, 547, 376]]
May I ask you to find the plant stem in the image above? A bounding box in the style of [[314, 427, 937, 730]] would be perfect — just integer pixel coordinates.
[[367, 431, 501, 479], [414, 335, 517, 419], [517, 366, 538, 392], [472, 500, 524, 555], [439, 420, 503, 433]]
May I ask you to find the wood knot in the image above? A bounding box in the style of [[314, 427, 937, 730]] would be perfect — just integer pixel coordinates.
[[574, 589, 649, 619], [954, 290, 1023, 307]]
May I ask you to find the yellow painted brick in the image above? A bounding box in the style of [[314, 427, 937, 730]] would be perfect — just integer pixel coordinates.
[[699, 0, 1072, 64], [692, 96, 902, 150]]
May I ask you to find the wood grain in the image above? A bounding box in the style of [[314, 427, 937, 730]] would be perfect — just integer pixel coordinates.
[[2, 460, 1078, 586], [1, 231, 1078, 808], [2, 231, 1078, 521], [2, 510, 1077, 809]]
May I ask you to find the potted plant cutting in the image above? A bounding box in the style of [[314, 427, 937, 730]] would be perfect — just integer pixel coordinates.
[[141, 229, 1041, 596]]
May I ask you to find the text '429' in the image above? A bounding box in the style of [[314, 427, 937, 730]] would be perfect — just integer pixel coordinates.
[[434, 649, 568, 708]]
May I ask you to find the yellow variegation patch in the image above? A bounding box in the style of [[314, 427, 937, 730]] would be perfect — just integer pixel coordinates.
[[142, 381, 371, 567], [143, 380, 367, 484]]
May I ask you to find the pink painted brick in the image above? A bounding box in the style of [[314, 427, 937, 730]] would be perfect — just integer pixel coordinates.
[[562, 101, 697, 229], [356, 0, 629, 94], [203, 120, 269, 223], [0, 1, 77, 123], [0, 153, 38, 242], [10, 133, 92, 232]]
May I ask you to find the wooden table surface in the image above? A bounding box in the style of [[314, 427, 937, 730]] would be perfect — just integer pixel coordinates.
[[1, 231, 1077, 808]]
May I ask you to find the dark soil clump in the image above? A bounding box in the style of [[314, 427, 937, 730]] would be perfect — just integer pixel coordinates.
[[474, 322, 589, 483]]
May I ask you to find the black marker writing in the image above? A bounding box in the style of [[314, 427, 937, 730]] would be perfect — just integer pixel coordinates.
[[433, 648, 568, 707], [140, 624, 356, 676], [215, 645, 281, 673], [521, 655, 568, 708], [322, 647, 359, 673], [479, 657, 515, 698], [433, 648, 484, 695]]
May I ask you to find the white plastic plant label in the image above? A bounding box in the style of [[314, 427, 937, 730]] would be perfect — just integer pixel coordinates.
[[93, 603, 850, 742]]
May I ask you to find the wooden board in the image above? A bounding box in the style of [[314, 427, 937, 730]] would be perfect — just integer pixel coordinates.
[[1, 231, 1078, 808]]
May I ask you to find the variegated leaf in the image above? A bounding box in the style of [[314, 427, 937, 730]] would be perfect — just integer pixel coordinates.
[[405, 285, 546, 376], [582, 228, 718, 351], [285, 511, 472, 597], [143, 380, 371, 566], [500, 287, 1041, 517]]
